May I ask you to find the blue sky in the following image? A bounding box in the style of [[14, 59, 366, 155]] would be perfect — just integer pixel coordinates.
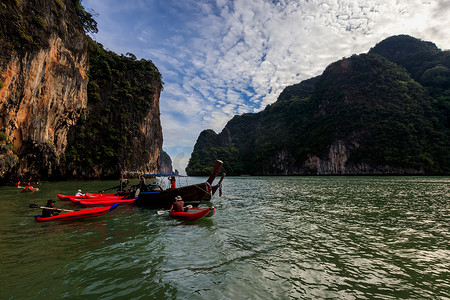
[[82, 0, 449, 174]]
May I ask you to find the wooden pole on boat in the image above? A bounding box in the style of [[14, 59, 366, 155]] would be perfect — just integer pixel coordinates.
[[218, 173, 226, 185], [207, 160, 223, 184]]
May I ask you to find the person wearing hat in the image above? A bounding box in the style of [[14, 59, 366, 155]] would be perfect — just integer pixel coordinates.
[[172, 195, 187, 212], [42, 200, 59, 217], [75, 189, 85, 196]]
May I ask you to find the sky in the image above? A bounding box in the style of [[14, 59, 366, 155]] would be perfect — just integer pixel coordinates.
[[82, 0, 449, 174]]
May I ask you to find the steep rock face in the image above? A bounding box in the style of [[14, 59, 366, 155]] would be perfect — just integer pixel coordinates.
[[137, 101, 162, 173], [159, 150, 174, 174], [299, 141, 423, 175], [0, 0, 88, 180]]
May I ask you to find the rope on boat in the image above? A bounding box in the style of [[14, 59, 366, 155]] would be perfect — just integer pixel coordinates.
[[195, 182, 212, 197]]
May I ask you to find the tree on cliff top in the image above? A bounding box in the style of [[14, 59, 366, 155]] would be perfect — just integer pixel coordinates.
[[73, 0, 98, 34]]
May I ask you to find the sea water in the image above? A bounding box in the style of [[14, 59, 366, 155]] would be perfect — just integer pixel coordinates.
[[0, 176, 448, 299]]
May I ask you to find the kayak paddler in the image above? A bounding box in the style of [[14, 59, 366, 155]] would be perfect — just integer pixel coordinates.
[[42, 200, 59, 217], [75, 189, 85, 196], [172, 195, 187, 212]]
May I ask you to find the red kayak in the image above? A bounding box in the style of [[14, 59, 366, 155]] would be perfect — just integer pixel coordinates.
[[85, 192, 116, 198], [67, 195, 127, 202], [58, 193, 124, 201], [34, 203, 119, 222], [169, 206, 215, 221], [73, 198, 135, 207], [23, 186, 36, 192]]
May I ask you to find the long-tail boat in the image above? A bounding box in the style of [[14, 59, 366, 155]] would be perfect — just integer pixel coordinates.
[[134, 160, 223, 208]]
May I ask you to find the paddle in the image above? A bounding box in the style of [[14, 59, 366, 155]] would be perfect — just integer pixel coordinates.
[[157, 205, 192, 215], [97, 185, 120, 193], [29, 204, 75, 212]]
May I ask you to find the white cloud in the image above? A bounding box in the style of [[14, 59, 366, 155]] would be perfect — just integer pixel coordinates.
[[83, 0, 450, 174]]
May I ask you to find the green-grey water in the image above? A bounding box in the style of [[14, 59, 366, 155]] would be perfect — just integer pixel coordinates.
[[0, 176, 449, 299]]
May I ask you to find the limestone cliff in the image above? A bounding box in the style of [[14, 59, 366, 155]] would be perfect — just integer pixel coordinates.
[[0, 0, 88, 180], [267, 141, 423, 175], [159, 150, 174, 174], [0, 1, 164, 182]]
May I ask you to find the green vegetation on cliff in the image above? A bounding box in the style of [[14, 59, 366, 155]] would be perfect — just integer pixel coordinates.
[[370, 35, 450, 128], [62, 38, 163, 178], [187, 35, 450, 176], [0, 0, 93, 55]]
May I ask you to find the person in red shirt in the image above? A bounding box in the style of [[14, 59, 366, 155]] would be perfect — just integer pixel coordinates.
[[169, 176, 176, 189], [172, 195, 187, 212]]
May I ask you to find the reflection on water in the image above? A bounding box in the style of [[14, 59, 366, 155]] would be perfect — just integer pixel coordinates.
[[0, 176, 449, 299]]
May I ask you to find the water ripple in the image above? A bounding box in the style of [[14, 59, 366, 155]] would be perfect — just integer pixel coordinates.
[[0, 177, 448, 299]]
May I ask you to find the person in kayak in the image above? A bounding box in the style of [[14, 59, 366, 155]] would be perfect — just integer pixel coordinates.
[[75, 189, 85, 196], [42, 200, 59, 217], [172, 195, 188, 212], [120, 179, 129, 191]]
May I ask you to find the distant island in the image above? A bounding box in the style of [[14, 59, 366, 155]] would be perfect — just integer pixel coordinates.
[[187, 35, 450, 176]]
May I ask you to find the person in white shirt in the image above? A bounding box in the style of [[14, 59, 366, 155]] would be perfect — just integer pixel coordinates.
[[75, 189, 85, 196]]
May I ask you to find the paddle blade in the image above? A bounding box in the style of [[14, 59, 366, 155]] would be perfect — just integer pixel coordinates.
[[29, 204, 40, 209], [109, 203, 120, 211], [157, 210, 167, 215]]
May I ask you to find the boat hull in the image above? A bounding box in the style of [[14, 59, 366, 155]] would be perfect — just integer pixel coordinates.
[[135, 182, 212, 209], [169, 207, 215, 221], [34, 204, 119, 222], [135, 160, 223, 209]]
